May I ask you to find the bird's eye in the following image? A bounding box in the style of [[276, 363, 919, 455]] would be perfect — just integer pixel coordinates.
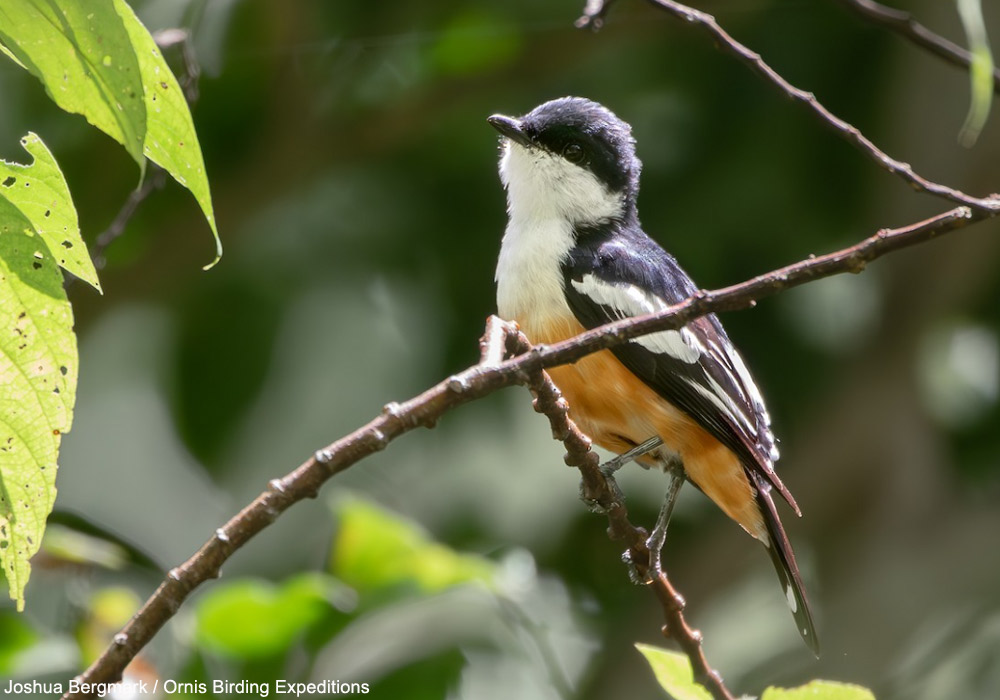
[[563, 143, 585, 163]]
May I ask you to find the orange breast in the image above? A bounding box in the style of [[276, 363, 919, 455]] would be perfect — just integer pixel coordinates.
[[523, 314, 765, 541]]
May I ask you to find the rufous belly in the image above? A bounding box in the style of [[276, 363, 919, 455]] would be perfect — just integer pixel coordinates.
[[523, 314, 765, 540]]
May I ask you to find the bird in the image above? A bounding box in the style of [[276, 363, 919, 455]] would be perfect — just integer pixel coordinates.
[[488, 96, 818, 654]]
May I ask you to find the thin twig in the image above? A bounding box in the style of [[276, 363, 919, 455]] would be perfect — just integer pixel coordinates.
[[830, 0, 1000, 94], [61, 199, 994, 699], [90, 167, 168, 270], [576, 0, 1000, 213]]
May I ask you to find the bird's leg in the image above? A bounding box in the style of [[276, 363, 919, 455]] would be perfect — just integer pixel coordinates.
[[599, 436, 663, 477], [646, 459, 685, 576], [582, 437, 663, 513]]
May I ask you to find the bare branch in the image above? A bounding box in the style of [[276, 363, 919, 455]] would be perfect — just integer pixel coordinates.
[[62, 197, 995, 699], [91, 167, 168, 270], [830, 0, 1000, 94], [577, 0, 1000, 213]]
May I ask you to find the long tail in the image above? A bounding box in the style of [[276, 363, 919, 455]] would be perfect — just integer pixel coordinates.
[[750, 470, 820, 656]]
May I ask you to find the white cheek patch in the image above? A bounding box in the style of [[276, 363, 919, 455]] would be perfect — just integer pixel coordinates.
[[570, 275, 701, 364], [500, 143, 624, 225]]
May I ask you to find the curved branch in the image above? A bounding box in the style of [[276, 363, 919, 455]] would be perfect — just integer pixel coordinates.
[[830, 0, 1000, 94], [577, 0, 1000, 213], [62, 198, 995, 699]]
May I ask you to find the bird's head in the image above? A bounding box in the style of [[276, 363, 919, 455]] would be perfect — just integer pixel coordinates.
[[489, 97, 641, 226]]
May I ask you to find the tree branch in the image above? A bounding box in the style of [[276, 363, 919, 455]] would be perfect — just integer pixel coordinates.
[[830, 0, 1000, 94], [62, 197, 995, 699], [576, 0, 1000, 213]]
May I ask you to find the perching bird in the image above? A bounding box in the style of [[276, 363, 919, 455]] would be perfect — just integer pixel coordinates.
[[488, 96, 818, 653]]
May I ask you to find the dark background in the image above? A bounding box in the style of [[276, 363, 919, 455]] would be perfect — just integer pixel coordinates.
[[1, 1, 998, 698]]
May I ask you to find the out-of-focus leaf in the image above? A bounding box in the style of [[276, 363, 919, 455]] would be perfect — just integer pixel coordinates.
[[41, 524, 128, 570], [0, 609, 37, 673], [762, 680, 877, 700], [0, 0, 222, 267], [77, 587, 140, 663], [956, 0, 994, 146], [636, 644, 712, 700], [196, 574, 346, 659], [0, 138, 79, 608], [0, 134, 100, 290], [638, 644, 876, 700], [330, 496, 494, 595]]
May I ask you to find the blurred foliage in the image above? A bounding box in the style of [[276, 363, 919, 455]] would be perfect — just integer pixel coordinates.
[[637, 644, 875, 700], [329, 496, 495, 595], [1, 0, 999, 698], [956, 0, 994, 146]]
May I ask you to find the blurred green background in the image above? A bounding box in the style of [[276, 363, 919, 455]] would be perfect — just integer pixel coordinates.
[[2, 0, 999, 698]]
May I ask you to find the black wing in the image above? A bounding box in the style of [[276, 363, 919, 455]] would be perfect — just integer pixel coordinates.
[[563, 224, 819, 654], [562, 225, 796, 510]]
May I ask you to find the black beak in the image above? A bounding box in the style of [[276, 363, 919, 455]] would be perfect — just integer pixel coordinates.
[[488, 114, 532, 148]]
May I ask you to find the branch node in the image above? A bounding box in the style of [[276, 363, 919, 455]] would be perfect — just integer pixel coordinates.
[[446, 374, 469, 394], [370, 428, 389, 450], [167, 568, 182, 582], [214, 528, 230, 543], [112, 633, 128, 646], [268, 478, 287, 493], [382, 401, 403, 418], [314, 449, 333, 465]]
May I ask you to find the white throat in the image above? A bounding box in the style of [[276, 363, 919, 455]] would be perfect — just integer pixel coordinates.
[[495, 142, 624, 324]]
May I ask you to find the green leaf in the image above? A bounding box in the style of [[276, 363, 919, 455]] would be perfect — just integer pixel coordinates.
[[0, 0, 146, 165], [956, 0, 994, 147], [0, 609, 37, 673], [0, 41, 25, 70], [196, 574, 344, 659], [0, 0, 222, 267], [330, 496, 494, 595], [636, 644, 713, 700], [0, 215, 77, 611], [0, 133, 82, 611], [0, 134, 100, 291], [762, 680, 876, 700], [112, 0, 221, 267]]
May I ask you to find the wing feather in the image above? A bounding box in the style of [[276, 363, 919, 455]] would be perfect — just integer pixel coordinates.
[[562, 227, 797, 511]]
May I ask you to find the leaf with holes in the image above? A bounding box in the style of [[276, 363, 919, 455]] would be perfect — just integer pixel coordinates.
[[0, 135, 80, 611], [112, 0, 221, 267], [0, 134, 100, 292], [0, 0, 146, 165], [0, 0, 222, 267]]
